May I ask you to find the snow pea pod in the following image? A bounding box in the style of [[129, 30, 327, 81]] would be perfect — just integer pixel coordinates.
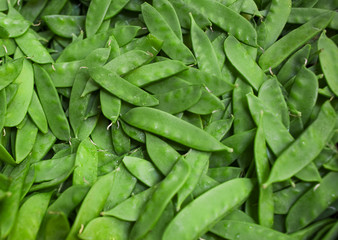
[[130, 157, 190, 240], [264, 101, 336, 186], [122, 107, 231, 152], [163, 178, 254, 240], [27, 90, 48, 134], [0, 14, 30, 38], [0, 58, 23, 92], [318, 31, 338, 96], [85, 0, 111, 37], [105, 0, 130, 19], [43, 15, 85, 38], [89, 66, 159, 106], [259, 11, 334, 71], [20, 0, 48, 23], [34, 64, 70, 141]]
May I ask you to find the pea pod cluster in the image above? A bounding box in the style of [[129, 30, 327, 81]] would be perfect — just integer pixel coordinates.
[[0, 0, 337, 239]]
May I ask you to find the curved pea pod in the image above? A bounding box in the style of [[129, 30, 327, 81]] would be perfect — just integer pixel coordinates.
[[100, 90, 121, 123], [123, 156, 162, 187], [73, 137, 98, 186], [28, 91, 48, 134], [111, 121, 130, 155], [121, 34, 163, 57], [104, 50, 153, 75], [0, 15, 30, 38], [290, 218, 336, 240], [122, 107, 231, 152], [34, 64, 70, 141], [43, 15, 85, 38], [130, 157, 190, 240], [103, 187, 155, 221], [124, 60, 188, 87], [57, 31, 111, 62], [187, 0, 257, 46], [259, 11, 334, 71], [273, 182, 313, 214], [78, 217, 131, 240], [0, 39, 16, 57], [40, 211, 70, 240], [224, 35, 266, 91], [277, 44, 311, 85], [163, 178, 254, 240], [154, 85, 202, 114], [20, 0, 48, 23], [211, 220, 296, 240], [85, 0, 111, 37], [15, 117, 38, 163], [15, 30, 53, 64], [288, 8, 338, 30], [190, 13, 221, 77], [318, 31, 338, 96], [264, 101, 336, 186], [258, 77, 289, 128], [89, 66, 158, 106], [66, 171, 117, 240], [120, 120, 145, 143], [105, 0, 130, 19], [187, 88, 225, 115], [112, 25, 140, 47], [0, 144, 15, 165], [0, 58, 23, 92], [177, 67, 234, 97], [146, 133, 180, 175], [141, 2, 195, 64], [286, 172, 338, 233], [257, 0, 291, 50], [7, 191, 53, 240], [5, 59, 34, 127]]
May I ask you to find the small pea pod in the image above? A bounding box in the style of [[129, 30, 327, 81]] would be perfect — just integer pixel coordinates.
[[34, 64, 71, 141], [318, 31, 338, 96], [130, 157, 190, 240], [259, 11, 334, 71], [163, 178, 254, 240], [27, 90, 48, 134], [105, 0, 130, 19], [85, 0, 112, 37], [43, 15, 85, 38], [264, 101, 336, 186], [89, 66, 159, 106], [122, 107, 231, 152]]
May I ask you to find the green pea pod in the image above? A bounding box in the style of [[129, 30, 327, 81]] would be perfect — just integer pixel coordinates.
[[141, 2, 195, 64], [43, 15, 85, 38], [105, 0, 130, 19], [290, 219, 336, 240], [27, 90, 48, 134], [130, 157, 190, 240], [0, 89, 5, 133], [224, 35, 266, 91], [120, 120, 145, 143], [111, 121, 131, 155], [5, 59, 33, 127], [0, 14, 30, 38], [41, 212, 70, 240], [163, 178, 254, 240], [85, 0, 112, 37], [122, 107, 231, 152], [20, 0, 48, 23], [264, 101, 336, 186], [211, 220, 296, 240], [318, 31, 338, 96], [89, 66, 159, 107], [286, 172, 338, 233], [34, 64, 71, 141], [100, 90, 121, 123], [259, 11, 334, 71], [112, 25, 140, 47], [39, 0, 67, 17], [0, 58, 23, 93]]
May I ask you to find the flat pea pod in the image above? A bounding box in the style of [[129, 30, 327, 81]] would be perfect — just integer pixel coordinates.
[[85, 0, 111, 37], [73, 137, 98, 186], [224, 35, 266, 91], [19, 0, 48, 23], [290, 218, 336, 240], [187, 88, 225, 115], [15, 30, 53, 64], [89, 66, 159, 107], [257, 0, 292, 50], [141, 2, 195, 64], [130, 157, 190, 240], [0, 89, 5, 132], [123, 156, 162, 187], [122, 107, 231, 152], [124, 59, 188, 87], [66, 171, 117, 240], [0, 58, 23, 91], [15, 117, 38, 163], [43, 15, 85, 38], [163, 178, 254, 240], [259, 11, 334, 71], [318, 31, 338, 96], [286, 172, 338, 233], [27, 90, 48, 134], [0, 144, 15, 165], [8, 191, 53, 240], [211, 220, 296, 240], [111, 121, 130, 155], [5, 59, 34, 127], [105, 0, 130, 19], [186, 0, 257, 46], [34, 64, 70, 141], [190, 13, 221, 77], [154, 85, 202, 114], [78, 217, 131, 240], [264, 101, 336, 186], [0, 14, 30, 38], [39, 0, 67, 17], [40, 212, 70, 240], [112, 25, 140, 47], [120, 120, 145, 143], [100, 90, 121, 123]]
